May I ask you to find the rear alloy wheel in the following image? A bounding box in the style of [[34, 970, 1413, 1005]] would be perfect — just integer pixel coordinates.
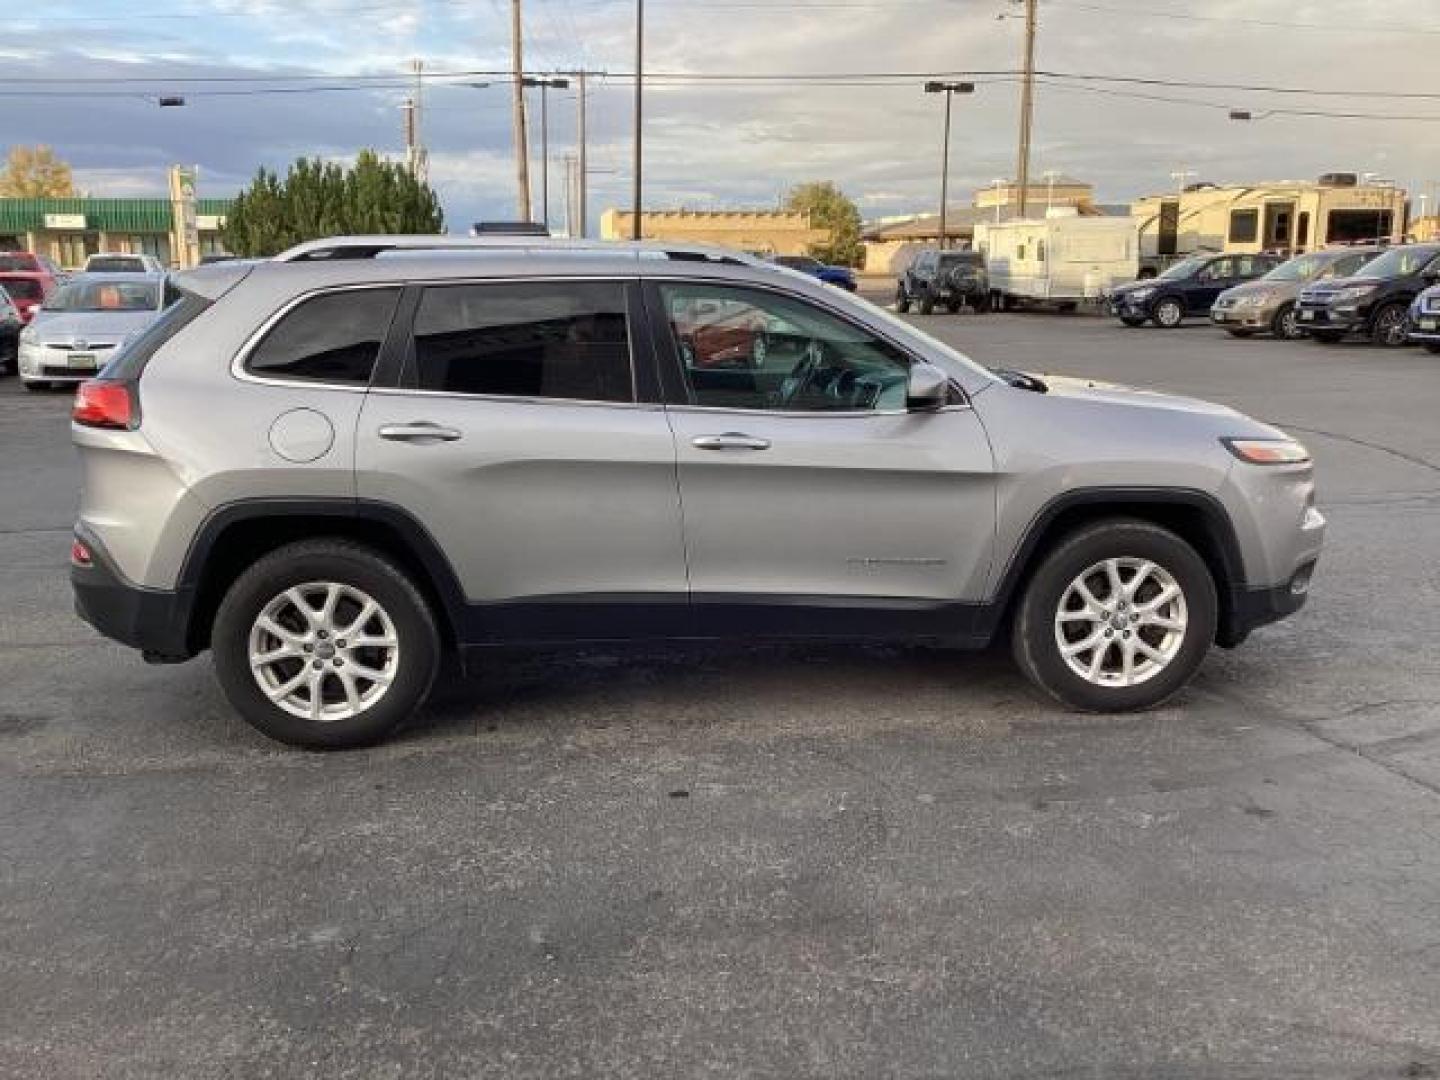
[[1152, 297, 1185, 328], [212, 540, 440, 748], [1012, 520, 1217, 712], [1271, 302, 1302, 340], [1370, 303, 1410, 347]]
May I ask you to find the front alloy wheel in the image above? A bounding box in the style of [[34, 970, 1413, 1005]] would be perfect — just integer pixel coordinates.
[[1054, 559, 1188, 688], [1011, 520, 1217, 711], [1272, 303, 1301, 340], [1370, 303, 1410, 347], [1153, 298, 1184, 328]]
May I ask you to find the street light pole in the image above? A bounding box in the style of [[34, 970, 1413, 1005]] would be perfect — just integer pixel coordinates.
[[632, 0, 644, 241], [924, 81, 974, 251], [576, 70, 588, 238], [522, 76, 570, 230], [510, 0, 531, 222]]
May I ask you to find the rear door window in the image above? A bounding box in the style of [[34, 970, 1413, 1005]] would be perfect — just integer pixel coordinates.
[[408, 281, 634, 402], [245, 287, 401, 385]]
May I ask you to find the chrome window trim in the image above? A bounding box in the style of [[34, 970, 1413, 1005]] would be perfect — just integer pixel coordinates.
[[232, 282, 405, 392], [366, 385, 663, 412]]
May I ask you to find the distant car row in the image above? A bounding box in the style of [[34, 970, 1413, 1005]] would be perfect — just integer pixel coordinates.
[[1107, 244, 1440, 350]]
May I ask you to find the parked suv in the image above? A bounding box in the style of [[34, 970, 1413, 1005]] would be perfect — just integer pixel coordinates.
[[1210, 247, 1382, 340], [1109, 253, 1283, 328], [896, 249, 989, 314], [1409, 283, 1440, 354], [1296, 243, 1440, 346], [71, 236, 1324, 748]]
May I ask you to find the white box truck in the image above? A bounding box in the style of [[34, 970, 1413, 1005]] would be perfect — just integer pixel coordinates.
[[976, 211, 1140, 309]]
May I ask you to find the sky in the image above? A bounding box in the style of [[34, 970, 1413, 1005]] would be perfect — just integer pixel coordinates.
[[2, 0, 1438, 232]]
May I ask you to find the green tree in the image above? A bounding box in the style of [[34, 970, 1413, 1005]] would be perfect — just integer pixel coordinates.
[[785, 180, 863, 267], [0, 145, 78, 198], [222, 152, 443, 257]]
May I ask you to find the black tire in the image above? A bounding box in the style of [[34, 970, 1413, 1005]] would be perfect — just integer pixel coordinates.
[[1119, 316, 1146, 328], [211, 539, 441, 749], [1271, 302, 1302, 340], [1225, 328, 1255, 338], [1310, 330, 1344, 344], [974, 292, 992, 314], [894, 284, 911, 314], [919, 290, 936, 316], [946, 300, 961, 314], [1152, 297, 1185, 328], [23, 381, 48, 391], [1426, 343, 1440, 355], [1011, 519, 1218, 712], [1369, 302, 1410, 348]]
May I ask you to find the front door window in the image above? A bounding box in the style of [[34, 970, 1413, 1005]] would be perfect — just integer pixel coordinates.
[[656, 282, 914, 413]]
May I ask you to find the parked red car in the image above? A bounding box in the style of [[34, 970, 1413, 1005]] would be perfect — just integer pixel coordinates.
[[0, 272, 58, 323]]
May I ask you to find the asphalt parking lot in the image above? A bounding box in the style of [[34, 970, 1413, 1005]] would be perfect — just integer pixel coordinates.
[[3, 309, 1439, 1078]]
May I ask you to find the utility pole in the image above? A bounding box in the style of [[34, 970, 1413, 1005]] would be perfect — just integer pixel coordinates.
[[576, 70, 588, 238], [562, 153, 578, 238], [1170, 168, 1196, 197], [1014, 0, 1038, 219], [510, 0, 532, 222], [632, 0, 644, 240], [408, 58, 428, 185]]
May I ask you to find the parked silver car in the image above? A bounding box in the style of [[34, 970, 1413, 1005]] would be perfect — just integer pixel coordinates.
[[1210, 246, 1382, 340], [69, 236, 1325, 747], [19, 272, 169, 390]]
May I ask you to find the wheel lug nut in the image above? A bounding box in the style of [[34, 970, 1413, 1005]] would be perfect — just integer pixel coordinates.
[[303, 644, 313, 653], [312, 659, 324, 670], [1105, 629, 1114, 638], [317, 631, 327, 639], [1122, 630, 1131, 639], [333, 658, 344, 667], [337, 640, 346, 648]]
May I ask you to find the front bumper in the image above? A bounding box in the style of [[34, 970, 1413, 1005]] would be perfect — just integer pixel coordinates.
[[71, 527, 196, 661], [1409, 310, 1440, 342], [1211, 301, 1278, 329], [1295, 305, 1363, 334], [1222, 567, 1316, 646]]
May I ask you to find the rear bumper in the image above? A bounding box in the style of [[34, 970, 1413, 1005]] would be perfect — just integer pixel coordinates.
[[71, 528, 196, 661]]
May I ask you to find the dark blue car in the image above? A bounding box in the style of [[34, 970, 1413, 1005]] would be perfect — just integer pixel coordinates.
[[773, 254, 858, 292]]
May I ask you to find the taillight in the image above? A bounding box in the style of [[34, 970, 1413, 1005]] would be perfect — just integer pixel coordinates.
[[72, 380, 138, 430], [70, 538, 93, 567]]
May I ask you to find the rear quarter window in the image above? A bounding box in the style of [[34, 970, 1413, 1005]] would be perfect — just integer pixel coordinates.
[[244, 287, 402, 385], [102, 291, 213, 383]]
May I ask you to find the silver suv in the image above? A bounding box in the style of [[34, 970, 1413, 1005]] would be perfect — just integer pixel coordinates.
[[70, 236, 1325, 748]]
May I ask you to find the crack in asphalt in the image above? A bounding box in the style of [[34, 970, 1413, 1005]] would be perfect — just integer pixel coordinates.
[[1205, 687, 1440, 800], [1274, 423, 1440, 476]]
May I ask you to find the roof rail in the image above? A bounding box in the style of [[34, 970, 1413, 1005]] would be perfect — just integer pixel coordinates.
[[272, 235, 761, 267]]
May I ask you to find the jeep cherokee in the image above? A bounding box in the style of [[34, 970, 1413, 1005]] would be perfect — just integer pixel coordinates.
[[70, 236, 1325, 748]]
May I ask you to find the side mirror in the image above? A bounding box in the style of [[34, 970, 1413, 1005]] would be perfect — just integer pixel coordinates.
[[906, 361, 951, 411]]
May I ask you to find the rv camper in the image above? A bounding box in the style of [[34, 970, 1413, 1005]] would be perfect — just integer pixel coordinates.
[[975, 211, 1140, 309]]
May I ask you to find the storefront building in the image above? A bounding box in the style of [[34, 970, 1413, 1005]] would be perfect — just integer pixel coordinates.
[[0, 197, 232, 269]]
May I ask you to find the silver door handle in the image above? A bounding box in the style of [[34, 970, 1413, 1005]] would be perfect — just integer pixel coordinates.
[[692, 433, 771, 452], [378, 422, 462, 444]]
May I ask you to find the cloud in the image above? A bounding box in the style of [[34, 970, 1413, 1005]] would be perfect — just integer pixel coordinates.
[[0, 0, 1434, 229]]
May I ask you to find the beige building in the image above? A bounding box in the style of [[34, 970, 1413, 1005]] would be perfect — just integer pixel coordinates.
[[1410, 215, 1440, 242], [1131, 177, 1408, 258], [599, 209, 828, 256], [975, 175, 1094, 211]]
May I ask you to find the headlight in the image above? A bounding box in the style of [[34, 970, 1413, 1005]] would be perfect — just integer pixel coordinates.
[[1222, 437, 1311, 466], [1332, 284, 1377, 303], [1236, 291, 1270, 307], [1129, 286, 1155, 301]]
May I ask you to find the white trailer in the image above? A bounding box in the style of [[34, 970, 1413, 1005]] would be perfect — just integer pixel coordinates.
[[976, 212, 1140, 308]]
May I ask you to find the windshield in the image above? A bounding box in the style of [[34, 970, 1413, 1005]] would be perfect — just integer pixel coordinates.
[[0, 254, 39, 272], [86, 256, 146, 272], [47, 280, 160, 313], [851, 292, 994, 383], [1356, 246, 1440, 279], [1263, 253, 1333, 282], [1157, 256, 1208, 280], [0, 276, 43, 301]]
